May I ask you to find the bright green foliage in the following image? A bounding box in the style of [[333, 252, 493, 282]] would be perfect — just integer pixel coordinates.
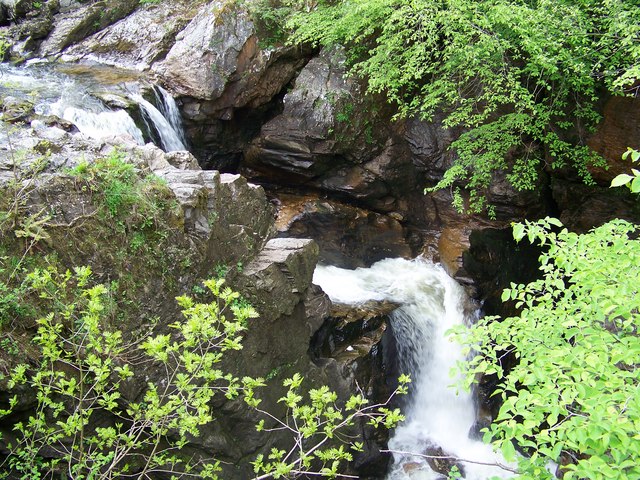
[[611, 148, 640, 193], [0, 144, 408, 479], [0, 265, 407, 479], [1, 269, 259, 479], [251, 373, 408, 479], [451, 217, 640, 479], [71, 149, 177, 238], [281, 0, 640, 212]]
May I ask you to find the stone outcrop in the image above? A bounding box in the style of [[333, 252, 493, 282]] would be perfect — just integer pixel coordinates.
[[148, 1, 310, 169], [61, 1, 198, 70], [242, 49, 400, 204], [275, 192, 412, 268], [309, 298, 399, 476], [39, 0, 140, 57], [0, 111, 386, 477]]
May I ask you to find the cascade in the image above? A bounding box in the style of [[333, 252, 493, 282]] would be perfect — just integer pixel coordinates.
[[313, 258, 513, 480], [0, 63, 187, 152], [130, 90, 186, 152], [47, 96, 145, 145], [153, 85, 187, 147]]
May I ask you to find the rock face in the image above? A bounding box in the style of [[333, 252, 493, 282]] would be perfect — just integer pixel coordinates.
[[0, 118, 357, 478], [242, 49, 404, 207], [275, 193, 412, 268], [309, 299, 400, 476], [151, 1, 309, 169], [61, 1, 198, 70], [40, 0, 140, 57]]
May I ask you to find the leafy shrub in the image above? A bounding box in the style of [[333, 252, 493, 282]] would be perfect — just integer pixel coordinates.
[[452, 217, 640, 479], [0, 266, 407, 479]]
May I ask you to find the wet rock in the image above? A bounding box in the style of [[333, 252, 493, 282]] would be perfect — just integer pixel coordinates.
[[39, 0, 139, 56], [274, 192, 412, 268], [309, 297, 398, 478], [311, 300, 398, 366], [0, 95, 34, 122], [422, 443, 466, 478]]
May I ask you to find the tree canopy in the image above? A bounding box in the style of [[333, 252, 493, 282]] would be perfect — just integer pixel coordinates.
[[279, 0, 640, 213]]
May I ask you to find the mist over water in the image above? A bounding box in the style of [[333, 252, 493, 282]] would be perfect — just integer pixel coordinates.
[[313, 258, 512, 479]]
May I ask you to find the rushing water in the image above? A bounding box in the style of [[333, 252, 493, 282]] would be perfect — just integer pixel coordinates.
[[131, 88, 186, 152], [0, 63, 186, 151], [313, 258, 512, 479]]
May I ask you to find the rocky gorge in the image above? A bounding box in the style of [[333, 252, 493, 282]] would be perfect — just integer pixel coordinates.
[[0, 0, 639, 478]]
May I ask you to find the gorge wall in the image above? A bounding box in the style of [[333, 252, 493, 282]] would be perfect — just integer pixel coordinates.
[[1, 0, 639, 477]]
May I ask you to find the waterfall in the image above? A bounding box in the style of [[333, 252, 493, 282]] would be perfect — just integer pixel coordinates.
[[153, 86, 187, 146], [130, 90, 186, 152], [1, 63, 187, 152], [313, 258, 513, 480]]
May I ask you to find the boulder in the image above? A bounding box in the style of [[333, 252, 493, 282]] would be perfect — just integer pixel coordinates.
[[153, 1, 305, 105], [39, 0, 139, 57], [422, 443, 466, 478], [61, 0, 198, 70]]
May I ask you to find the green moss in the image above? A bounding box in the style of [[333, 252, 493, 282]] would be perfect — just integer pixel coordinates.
[[0, 148, 198, 338]]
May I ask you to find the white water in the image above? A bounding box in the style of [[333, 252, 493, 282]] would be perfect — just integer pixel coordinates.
[[131, 91, 186, 152], [313, 258, 512, 480], [47, 97, 145, 145], [154, 86, 187, 147], [0, 64, 187, 152]]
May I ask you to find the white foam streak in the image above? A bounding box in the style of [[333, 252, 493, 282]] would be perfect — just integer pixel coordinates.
[[51, 102, 145, 145]]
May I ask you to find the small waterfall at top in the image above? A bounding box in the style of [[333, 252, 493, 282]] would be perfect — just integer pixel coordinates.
[[0, 63, 187, 153], [131, 87, 187, 152], [313, 258, 513, 480]]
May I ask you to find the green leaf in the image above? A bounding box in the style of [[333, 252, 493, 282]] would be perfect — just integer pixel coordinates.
[[610, 174, 634, 187]]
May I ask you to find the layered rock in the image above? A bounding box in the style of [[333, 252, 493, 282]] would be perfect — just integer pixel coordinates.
[[309, 298, 400, 476], [274, 192, 412, 268], [242, 49, 404, 207]]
